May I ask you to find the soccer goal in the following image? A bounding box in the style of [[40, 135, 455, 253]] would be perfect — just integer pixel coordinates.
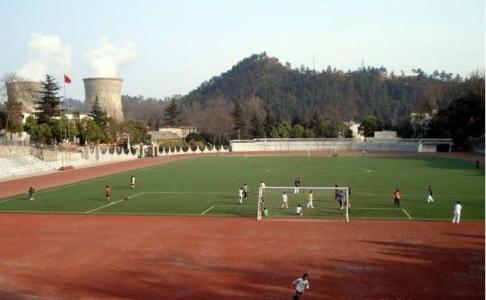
[[257, 186, 350, 222]]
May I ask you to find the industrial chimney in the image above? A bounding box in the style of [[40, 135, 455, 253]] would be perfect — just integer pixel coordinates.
[[83, 77, 124, 121], [6, 81, 42, 113]]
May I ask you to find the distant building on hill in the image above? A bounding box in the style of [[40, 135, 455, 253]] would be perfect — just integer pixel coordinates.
[[158, 126, 197, 138]]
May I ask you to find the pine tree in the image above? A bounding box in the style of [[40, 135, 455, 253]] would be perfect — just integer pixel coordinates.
[[164, 98, 180, 126], [249, 115, 264, 138], [232, 102, 245, 139], [89, 95, 108, 128], [36, 74, 61, 124]]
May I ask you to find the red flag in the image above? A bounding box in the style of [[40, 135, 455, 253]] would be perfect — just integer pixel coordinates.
[[64, 74, 72, 84]]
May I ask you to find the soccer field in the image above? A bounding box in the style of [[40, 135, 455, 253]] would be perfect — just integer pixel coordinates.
[[0, 155, 484, 220]]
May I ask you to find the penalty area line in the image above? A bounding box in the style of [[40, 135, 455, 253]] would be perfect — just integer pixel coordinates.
[[86, 192, 145, 214], [200, 205, 215, 215], [402, 208, 413, 220]]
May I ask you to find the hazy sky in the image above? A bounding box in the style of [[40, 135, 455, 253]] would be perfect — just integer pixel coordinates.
[[0, 0, 484, 100]]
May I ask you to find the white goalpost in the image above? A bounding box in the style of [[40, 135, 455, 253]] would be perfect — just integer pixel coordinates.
[[257, 186, 350, 222]]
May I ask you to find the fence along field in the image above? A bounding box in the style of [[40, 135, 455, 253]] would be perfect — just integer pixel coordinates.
[[0, 156, 484, 220]]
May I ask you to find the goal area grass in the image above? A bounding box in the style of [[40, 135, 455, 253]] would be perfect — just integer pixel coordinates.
[[0, 155, 484, 220]]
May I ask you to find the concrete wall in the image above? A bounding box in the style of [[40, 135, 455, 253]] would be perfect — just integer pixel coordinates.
[[231, 139, 420, 152], [83, 78, 124, 121]]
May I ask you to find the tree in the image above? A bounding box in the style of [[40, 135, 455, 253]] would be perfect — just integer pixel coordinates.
[[249, 115, 264, 138], [120, 120, 151, 144], [4, 98, 23, 133], [263, 112, 275, 138], [290, 124, 305, 138], [164, 98, 181, 126], [359, 115, 383, 137], [36, 74, 61, 125], [84, 119, 106, 144], [232, 102, 245, 139], [89, 96, 108, 128]]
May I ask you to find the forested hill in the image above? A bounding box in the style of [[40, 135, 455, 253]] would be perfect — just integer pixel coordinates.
[[181, 52, 473, 124]]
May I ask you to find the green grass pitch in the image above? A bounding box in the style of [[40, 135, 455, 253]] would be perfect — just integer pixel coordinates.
[[0, 156, 484, 220]]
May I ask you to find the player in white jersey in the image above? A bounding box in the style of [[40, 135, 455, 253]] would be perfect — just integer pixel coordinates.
[[295, 204, 303, 216], [452, 201, 462, 224], [292, 273, 310, 300], [130, 175, 136, 189], [238, 187, 244, 204], [258, 181, 266, 198], [281, 192, 288, 209], [306, 190, 314, 208]]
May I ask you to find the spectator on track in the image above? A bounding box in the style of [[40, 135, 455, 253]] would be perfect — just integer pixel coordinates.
[[104, 185, 112, 202], [292, 273, 310, 300], [28, 186, 35, 201], [393, 189, 401, 207]]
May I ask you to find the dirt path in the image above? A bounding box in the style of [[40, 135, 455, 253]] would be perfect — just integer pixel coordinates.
[[0, 214, 483, 299]]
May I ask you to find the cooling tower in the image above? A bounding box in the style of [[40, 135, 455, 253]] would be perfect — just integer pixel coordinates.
[[6, 81, 42, 113], [83, 77, 124, 121]]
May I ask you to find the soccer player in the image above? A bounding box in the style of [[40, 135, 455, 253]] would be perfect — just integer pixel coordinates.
[[295, 204, 303, 216], [334, 184, 339, 203], [243, 183, 249, 200], [426, 185, 434, 203], [281, 192, 288, 209], [338, 190, 345, 209], [306, 190, 314, 208], [130, 175, 136, 189], [259, 181, 266, 198], [393, 189, 401, 207], [27, 186, 35, 201], [452, 201, 462, 224], [294, 177, 301, 193], [104, 185, 112, 202], [292, 273, 310, 300], [238, 187, 244, 204]]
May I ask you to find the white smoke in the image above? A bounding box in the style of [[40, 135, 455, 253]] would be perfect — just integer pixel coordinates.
[[86, 38, 136, 77], [17, 34, 71, 81]]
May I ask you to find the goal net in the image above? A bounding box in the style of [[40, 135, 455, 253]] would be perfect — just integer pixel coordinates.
[[257, 186, 350, 222]]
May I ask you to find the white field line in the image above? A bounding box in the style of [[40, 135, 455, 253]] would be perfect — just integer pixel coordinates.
[[402, 208, 413, 219], [86, 192, 145, 214], [144, 191, 232, 195], [351, 207, 399, 210], [200, 205, 215, 215], [0, 159, 194, 203]]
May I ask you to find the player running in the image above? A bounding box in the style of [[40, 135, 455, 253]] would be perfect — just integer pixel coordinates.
[[28, 186, 35, 201], [130, 175, 136, 189], [238, 187, 244, 204], [393, 189, 401, 207], [426, 185, 434, 203], [306, 190, 314, 208], [104, 185, 112, 202], [292, 273, 310, 300], [281, 192, 288, 209]]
